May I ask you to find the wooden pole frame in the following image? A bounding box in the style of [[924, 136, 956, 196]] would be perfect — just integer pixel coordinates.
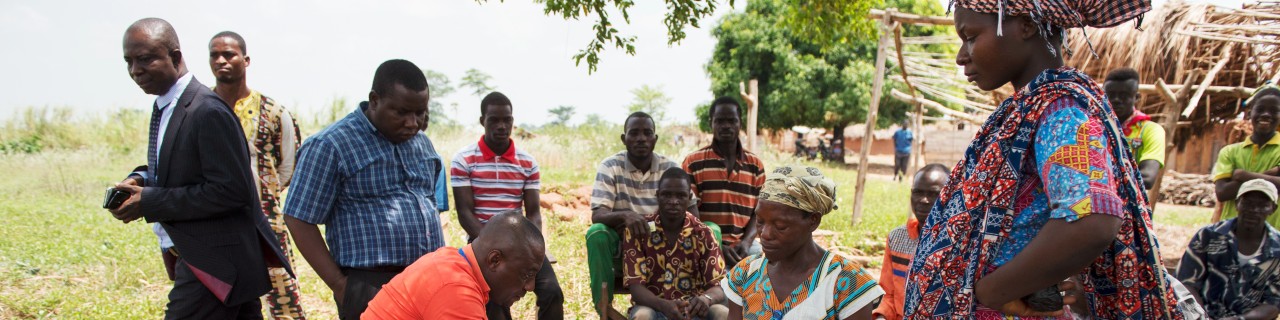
[[852, 13, 895, 226], [740, 80, 760, 151]]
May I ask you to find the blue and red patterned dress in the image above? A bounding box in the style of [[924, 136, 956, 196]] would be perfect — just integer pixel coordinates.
[[903, 67, 1183, 319]]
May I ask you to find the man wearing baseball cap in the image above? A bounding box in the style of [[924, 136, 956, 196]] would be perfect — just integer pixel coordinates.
[[1178, 179, 1280, 320]]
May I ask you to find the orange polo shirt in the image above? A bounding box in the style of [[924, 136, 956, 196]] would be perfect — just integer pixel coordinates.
[[362, 245, 491, 320]]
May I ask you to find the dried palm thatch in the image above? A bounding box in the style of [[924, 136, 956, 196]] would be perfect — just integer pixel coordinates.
[[887, 31, 1006, 124], [1065, 0, 1280, 142]]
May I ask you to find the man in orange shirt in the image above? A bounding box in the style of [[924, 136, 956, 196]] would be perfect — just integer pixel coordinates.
[[362, 211, 547, 319], [873, 164, 948, 320]]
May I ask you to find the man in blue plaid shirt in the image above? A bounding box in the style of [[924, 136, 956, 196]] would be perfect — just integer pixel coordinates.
[[283, 59, 445, 320]]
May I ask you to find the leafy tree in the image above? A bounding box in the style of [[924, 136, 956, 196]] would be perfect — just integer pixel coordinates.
[[703, 0, 951, 160], [475, 0, 878, 73], [423, 69, 457, 126], [627, 85, 672, 124], [460, 68, 496, 97], [582, 113, 610, 129], [548, 105, 576, 126]]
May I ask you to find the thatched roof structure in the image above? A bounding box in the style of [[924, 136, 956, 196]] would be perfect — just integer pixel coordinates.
[[1065, 0, 1280, 141]]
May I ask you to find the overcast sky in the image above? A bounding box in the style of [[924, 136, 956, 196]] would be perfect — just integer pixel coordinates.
[[0, 0, 1244, 126]]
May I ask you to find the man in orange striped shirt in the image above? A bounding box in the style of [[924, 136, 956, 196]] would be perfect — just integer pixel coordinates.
[[683, 97, 767, 267], [873, 164, 948, 320]]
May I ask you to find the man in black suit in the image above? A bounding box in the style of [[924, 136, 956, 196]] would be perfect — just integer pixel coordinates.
[[108, 17, 290, 319]]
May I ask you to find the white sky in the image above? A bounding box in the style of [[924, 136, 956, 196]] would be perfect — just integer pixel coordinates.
[[0, 0, 1245, 126]]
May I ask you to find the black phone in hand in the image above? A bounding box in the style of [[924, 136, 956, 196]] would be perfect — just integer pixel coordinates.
[[103, 187, 129, 209]]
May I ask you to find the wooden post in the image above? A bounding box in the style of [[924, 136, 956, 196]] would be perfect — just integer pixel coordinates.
[[910, 105, 923, 183], [853, 16, 893, 226], [740, 80, 760, 151], [1149, 77, 1192, 211], [889, 22, 924, 184]]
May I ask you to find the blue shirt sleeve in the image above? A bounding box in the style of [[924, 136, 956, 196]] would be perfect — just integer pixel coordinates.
[[435, 165, 450, 212], [283, 138, 342, 225]]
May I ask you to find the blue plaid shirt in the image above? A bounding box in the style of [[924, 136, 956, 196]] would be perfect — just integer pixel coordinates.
[[284, 103, 445, 268]]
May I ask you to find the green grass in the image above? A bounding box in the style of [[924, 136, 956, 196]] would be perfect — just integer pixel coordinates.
[[0, 107, 1213, 319]]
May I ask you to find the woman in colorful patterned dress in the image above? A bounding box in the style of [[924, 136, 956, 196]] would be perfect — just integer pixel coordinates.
[[721, 165, 884, 320], [903, 0, 1185, 319]]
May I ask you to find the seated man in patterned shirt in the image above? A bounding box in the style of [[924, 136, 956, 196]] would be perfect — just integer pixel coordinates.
[[1178, 178, 1280, 320], [622, 167, 727, 320]]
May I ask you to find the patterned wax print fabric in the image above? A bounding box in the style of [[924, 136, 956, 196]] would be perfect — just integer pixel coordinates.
[[903, 67, 1183, 319], [621, 212, 724, 302], [1211, 134, 1280, 227], [243, 92, 305, 319], [222, 89, 306, 319], [1121, 111, 1166, 167], [951, 0, 1150, 30], [721, 251, 884, 320]]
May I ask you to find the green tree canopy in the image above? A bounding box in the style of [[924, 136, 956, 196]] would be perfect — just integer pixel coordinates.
[[627, 84, 672, 124], [460, 68, 496, 97], [423, 69, 457, 126], [477, 0, 879, 73], [548, 105, 576, 126], [701, 0, 952, 136]]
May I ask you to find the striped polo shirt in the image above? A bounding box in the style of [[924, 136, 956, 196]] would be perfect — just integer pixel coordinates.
[[683, 144, 766, 246], [450, 138, 540, 223], [590, 151, 684, 217]]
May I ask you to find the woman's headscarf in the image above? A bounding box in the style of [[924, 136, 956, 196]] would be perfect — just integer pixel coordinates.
[[952, 0, 1151, 56], [758, 165, 838, 217]]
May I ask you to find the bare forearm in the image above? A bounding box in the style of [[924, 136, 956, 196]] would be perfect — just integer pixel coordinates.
[[628, 284, 665, 310], [524, 191, 543, 231], [738, 215, 759, 249], [285, 216, 343, 287], [456, 208, 484, 239], [1138, 160, 1161, 190], [1232, 171, 1280, 184], [700, 285, 726, 304], [453, 188, 484, 239], [976, 215, 1120, 308], [591, 209, 634, 228], [1216, 179, 1244, 203]]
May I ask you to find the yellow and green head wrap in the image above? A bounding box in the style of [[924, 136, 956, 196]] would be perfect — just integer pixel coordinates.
[[758, 165, 839, 216]]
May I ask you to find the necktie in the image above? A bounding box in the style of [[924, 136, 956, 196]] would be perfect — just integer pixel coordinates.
[[147, 102, 161, 186]]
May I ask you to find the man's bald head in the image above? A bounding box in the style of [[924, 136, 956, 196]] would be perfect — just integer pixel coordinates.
[[472, 211, 546, 307], [125, 18, 180, 52], [122, 17, 186, 95], [475, 211, 545, 256]]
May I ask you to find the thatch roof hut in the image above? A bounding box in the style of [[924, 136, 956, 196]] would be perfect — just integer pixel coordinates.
[[1064, 0, 1280, 148]]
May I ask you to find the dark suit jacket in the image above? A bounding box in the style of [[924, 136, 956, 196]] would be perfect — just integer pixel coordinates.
[[136, 78, 292, 306]]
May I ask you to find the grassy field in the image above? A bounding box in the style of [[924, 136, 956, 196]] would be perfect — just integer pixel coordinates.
[[0, 107, 1215, 319]]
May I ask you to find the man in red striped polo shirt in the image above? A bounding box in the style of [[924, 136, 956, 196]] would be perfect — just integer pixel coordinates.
[[683, 96, 767, 267], [451, 92, 563, 320]]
